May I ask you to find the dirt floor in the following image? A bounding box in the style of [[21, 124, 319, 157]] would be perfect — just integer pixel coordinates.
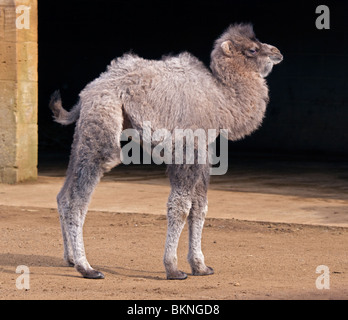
[[1, 155, 348, 300], [0, 205, 347, 300]]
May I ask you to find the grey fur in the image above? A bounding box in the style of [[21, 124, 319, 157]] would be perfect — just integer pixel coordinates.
[[50, 23, 282, 279]]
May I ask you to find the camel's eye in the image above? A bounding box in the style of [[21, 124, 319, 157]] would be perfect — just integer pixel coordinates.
[[249, 49, 257, 54]]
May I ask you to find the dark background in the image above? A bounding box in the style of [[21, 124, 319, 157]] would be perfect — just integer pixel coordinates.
[[38, 0, 348, 163]]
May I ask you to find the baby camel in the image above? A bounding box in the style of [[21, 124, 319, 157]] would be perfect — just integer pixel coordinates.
[[50, 23, 283, 280]]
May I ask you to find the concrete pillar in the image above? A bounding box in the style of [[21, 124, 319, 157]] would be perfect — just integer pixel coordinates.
[[0, 0, 37, 183]]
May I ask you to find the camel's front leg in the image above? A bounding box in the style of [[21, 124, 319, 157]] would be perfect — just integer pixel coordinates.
[[187, 198, 214, 276], [163, 190, 192, 280]]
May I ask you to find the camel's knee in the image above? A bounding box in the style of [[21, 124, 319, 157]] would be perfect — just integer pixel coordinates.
[[102, 155, 122, 172], [167, 192, 192, 221], [57, 192, 69, 217]]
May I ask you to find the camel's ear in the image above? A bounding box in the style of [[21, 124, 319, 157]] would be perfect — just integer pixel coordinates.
[[221, 40, 233, 57]]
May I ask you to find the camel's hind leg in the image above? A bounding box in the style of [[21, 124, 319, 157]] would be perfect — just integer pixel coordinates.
[[57, 98, 123, 279], [57, 155, 106, 279]]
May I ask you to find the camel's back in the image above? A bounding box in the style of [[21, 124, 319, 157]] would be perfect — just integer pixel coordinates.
[[108, 53, 220, 133]]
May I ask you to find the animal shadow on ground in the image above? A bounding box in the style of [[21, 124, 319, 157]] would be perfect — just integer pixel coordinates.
[[0, 253, 165, 280]]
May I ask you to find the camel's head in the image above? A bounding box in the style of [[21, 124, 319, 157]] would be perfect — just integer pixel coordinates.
[[212, 23, 283, 78]]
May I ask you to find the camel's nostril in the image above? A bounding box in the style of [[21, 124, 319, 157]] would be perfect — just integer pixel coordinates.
[[271, 54, 283, 64]]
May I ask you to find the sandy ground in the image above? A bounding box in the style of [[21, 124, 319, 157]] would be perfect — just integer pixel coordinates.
[[1, 205, 347, 300], [1, 156, 348, 299]]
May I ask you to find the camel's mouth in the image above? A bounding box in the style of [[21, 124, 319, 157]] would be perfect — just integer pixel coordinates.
[[260, 59, 277, 78]]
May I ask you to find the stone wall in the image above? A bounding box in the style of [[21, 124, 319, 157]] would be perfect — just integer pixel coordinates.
[[0, 0, 37, 183]]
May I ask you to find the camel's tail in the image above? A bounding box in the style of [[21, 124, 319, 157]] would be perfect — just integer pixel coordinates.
[[49, 90, 81, 125]]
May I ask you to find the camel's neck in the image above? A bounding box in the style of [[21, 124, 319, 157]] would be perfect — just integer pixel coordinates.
[[211, 60, 269, 141]]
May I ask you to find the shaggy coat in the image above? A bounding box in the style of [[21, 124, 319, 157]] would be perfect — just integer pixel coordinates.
[[50, 23, 282, 279]]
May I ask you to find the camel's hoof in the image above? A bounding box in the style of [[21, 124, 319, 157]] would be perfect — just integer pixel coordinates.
[[82, 270, 105, 279], [76, 266, 105, 279], [192, 266, 214, 276], [166, 270, 188, 280]]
